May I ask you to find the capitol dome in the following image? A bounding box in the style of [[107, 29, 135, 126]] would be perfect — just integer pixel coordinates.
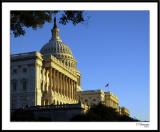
[[40, 18, 77, 68]]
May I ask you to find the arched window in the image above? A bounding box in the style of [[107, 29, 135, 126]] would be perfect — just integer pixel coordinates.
[[45, 99, 48, 105], [85, 99, 88, 102], [65, 61, 67, 66]]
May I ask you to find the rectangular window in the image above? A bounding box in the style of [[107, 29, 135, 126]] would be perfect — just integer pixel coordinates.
[[12, 80, 17, 91], [23, 68, 27, 73], [23, 80, 27, 91], [13, 82, 17, 91], [13, 69, 17, 74]]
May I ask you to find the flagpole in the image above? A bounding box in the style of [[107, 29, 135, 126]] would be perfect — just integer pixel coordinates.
[[105, 83, 109, 92]]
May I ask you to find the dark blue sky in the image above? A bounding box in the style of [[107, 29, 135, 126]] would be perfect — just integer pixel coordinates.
[[11, 11, 149, 121]]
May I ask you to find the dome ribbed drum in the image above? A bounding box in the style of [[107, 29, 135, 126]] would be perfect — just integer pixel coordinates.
[[40, 18, 77, 69]]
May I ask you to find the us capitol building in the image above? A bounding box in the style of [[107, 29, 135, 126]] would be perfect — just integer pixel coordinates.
[[11, 18, 129, 117]]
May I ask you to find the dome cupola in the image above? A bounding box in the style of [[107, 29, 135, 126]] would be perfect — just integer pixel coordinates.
[[40, 17, 77, 69]]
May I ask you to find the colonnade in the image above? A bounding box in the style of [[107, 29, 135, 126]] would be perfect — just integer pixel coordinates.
[[48, 67, 77, 100], [109, 100, 118, 108]]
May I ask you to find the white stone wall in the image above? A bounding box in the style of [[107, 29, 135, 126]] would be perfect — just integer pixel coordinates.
[[78, 90, 119, 111], [35, 57, 43, 106], [77, 90, 105, 106], [11, 51, 80, 109], [11, 52, 40, 109], [105, 92, 119, 109]]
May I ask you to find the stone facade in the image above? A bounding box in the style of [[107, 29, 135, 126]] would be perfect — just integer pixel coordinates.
[[77, 90, 119, 110], [11, 52, 41, 108], [77, 90, 105, 106], [104, 92, 119, 110], [11, 18, 130, 117], [11, 18, 81, 109]]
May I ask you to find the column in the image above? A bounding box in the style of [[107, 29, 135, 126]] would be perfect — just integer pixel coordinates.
[[60, 73, 63, 95], [67, 78, 70, 98], [59, 73, 62, 95], [63, 76, 65, 96], [64, 76, 67, 96], [35, 63, 42, 106], [55, 70, 58, 93], [44, 69, 48, 91], [42, 69, 45, 92], [61, 75, 64, 96], [66, 77, 68, 98], [49, 68, 52, 93], [62, 74, 65, 96], [53, 70, 56, 92], [70, 80, 73, 99], [73, 81, 75, 100], [68, 78, 71, 99], [57, 72, 60, 94], [47, 69, 50, 92], [75, 82, 77, 100], [61, 73, 63, 95], [73, 81, 77, 100], [71, 80, 73, 100], [52, 69, 55, 92]]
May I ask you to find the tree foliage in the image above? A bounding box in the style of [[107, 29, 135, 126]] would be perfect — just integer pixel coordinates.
[[11, 103, 140, 121], [11, 109, 52, 121], [11, 11, 85, 37], [70, 103, 140, 122]]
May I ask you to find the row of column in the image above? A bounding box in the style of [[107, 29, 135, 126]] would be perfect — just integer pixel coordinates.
[[49, 68, 77, 100], [109, 100, 118, 108]]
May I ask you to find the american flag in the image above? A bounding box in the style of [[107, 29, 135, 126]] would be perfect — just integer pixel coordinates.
[[105, 83, 109, 87]]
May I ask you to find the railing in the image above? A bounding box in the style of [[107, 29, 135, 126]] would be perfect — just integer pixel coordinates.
[[11, 51, 37, 57], [23, 103, 87, 110]]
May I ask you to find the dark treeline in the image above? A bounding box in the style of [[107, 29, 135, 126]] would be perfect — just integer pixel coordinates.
[[11, 103, 140, 122], [70, 103, 140, 122]]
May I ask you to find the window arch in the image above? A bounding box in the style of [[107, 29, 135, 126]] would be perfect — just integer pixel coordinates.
[[44, 99, 48, 105], [65, 61, 68, 66]]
